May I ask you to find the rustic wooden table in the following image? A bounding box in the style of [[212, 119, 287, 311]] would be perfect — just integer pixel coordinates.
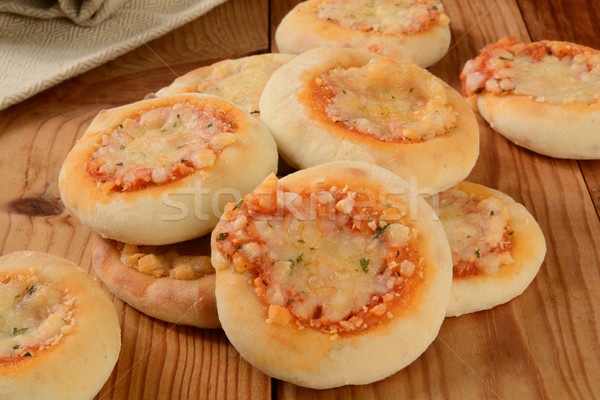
[[1, 0, 599, 398]]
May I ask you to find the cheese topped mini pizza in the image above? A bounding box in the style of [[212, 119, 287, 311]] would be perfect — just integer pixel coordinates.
[[59, 93, 278, 245], [0, 251, 120, 400], [433, 182, 546, 317], [461, 37, 600, 159], [275, 0, 451, 68], [259, 47, 479, 194], [211, 161, 452, 389], [155, 53, 295, 117], [92, 234, 220, 328]]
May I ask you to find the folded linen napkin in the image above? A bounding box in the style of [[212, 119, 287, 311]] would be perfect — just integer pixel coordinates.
[[0, 0, 126, 26], [0, 0, 228, 110]]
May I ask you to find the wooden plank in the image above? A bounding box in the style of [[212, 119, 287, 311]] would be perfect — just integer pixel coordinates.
[[0, 0, 272, 399], [515, 0, 600, 47], [269, 0, 600, 398], [515, 0, 600, 223]]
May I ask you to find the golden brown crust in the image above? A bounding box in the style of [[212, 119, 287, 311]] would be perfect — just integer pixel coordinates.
[[275, 0, 451, 68], [59, 93, 278, 245], [477, 93, 600, 159], [212, 161, 452, 389], [441, 182, 546, 317], [259, 48, 479, 194], [0, 251, 121, 400], [91, 234, 220, 328]]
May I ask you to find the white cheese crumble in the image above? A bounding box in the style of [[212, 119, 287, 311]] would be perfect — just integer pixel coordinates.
[[317, 0, 443, 36]]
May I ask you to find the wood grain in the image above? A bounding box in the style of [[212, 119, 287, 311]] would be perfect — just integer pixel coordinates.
[[269, 0, 600, 398], [0, 1, 272, 399], [515, 0, 600, 224], [1, 0, 600, 399]]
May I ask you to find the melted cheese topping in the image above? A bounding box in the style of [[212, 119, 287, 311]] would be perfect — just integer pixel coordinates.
[[0, 273, 75, 362], [461, 37, 600, 104], [314, 58, 457, 142], [85, 102, 237, 192], [437, 189, 513, 277], [119, 242, 214, 280], [215, 175, 423, 335], [317, 0, 443, 35], [186, 56, 293, 115]]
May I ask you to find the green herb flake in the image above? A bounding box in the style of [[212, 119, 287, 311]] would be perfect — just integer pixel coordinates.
[[216, 232, 229, 241], [12, 327, 27, 335], [119, 124, 123, 128], [296, 254, 303, 264], [12, 344, 20, 350], [262, 280, 269, 286], [206, 123, 213, 128], [233, 199, 243, 210], [14, 294, 20, 300], [24, 352, 32, 357], [298, 239, 305, 243], [498, 56, 513, 61], [508, 230, 514, 236], [250, 110, 260, 114], [342, 90, 347, 94], [27, 285, 35, 295], [475, 248, 481, 258], [360, 258, 370, 273], [432, 5, 438, 10], [374, 222, 390, 239], [490, 210, 495, 216], [335, 120, 343, 123], [176, 113, 181, 119], [235, 245, 243, 250], [120, 145, 126, 150], [409, 87, 415, 93], [474, 87, 484, 94]]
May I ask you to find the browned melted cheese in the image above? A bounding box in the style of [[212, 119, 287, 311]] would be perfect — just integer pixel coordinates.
[[461, 37, 600, 104], [437, 189, 513, 278], [85, 102, 238, 192], [317, 0, 445, 36], [118, 242, 214, 280], [311, 58, 457, 143], [0, 272, 76, 364], [214, 175, 425, 337]]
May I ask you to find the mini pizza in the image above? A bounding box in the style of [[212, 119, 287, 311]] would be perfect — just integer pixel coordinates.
[[59, 93, 278, 245], [92, 234, 220, 328], [259, 47, 479, 194], [155, 53, 295, 117], [0, 251, 121, 400], [433, 182, 546, 317], [211, 161, 452, 389], [275, 0, 451, 68], [461, 37, 600, 159]]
